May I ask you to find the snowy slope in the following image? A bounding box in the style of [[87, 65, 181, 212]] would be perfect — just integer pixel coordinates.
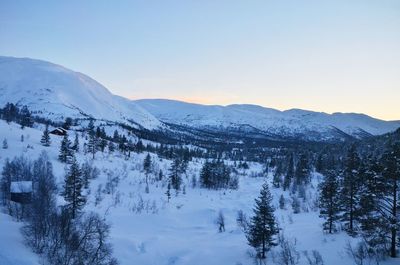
[[1, 120, 400, 265], [135, 99, 400, 140], [0, 212, 40, 265], [0, 56, 161, 129]]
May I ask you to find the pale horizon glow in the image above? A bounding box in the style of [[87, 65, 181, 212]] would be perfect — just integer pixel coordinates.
[[1, 0, 399, 120]]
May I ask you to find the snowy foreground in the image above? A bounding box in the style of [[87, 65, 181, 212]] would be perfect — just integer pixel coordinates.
[[0, 120, 399, 265]]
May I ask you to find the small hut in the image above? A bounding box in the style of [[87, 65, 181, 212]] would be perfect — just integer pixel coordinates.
[[10, 181, 32, 204], [50, 127, 67, 136]]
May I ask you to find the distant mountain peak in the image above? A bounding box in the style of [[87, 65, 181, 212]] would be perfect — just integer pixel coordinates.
[[1, 56, 399, 141], [0, 56, 161, 129]]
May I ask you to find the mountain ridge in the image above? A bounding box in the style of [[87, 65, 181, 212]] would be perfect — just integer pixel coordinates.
[[0, 56, 399, 141]]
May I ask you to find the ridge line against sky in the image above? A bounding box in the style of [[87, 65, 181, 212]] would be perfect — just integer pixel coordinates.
[[0, 0, 399, 120]]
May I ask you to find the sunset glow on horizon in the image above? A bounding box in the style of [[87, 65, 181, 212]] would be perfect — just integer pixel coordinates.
[[1, 0, 399, 120]]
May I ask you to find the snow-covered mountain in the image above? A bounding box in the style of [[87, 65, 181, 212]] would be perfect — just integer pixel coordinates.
[[0, 56, 161, 129], [135, 99, 400, 141], [0, 56, 399, 141]]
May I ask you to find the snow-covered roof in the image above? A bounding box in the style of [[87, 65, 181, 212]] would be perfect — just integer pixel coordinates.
[[51, 128, 67, 133], [10, 181, 32, 193]]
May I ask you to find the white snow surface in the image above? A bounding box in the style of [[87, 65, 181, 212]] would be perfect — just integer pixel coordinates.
[[10, 181, 32, 193], [1, 120, 400, 265], [135, 99, 400, 138], [0, 56, 161, 129]]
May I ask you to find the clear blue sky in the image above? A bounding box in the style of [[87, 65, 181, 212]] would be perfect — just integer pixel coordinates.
[[1, 0, 399, 120]]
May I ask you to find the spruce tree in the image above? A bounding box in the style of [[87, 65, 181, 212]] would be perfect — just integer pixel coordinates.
[[40, 124, 51, 147], [87, 119, 95, 134], [358, 156, 386, 254], [319, 170, 341, 233], [168, 158, 182, 191], [143, 153, 152, 192], [2, 138, 8, 149], [63, 156, 86, 219], [143, 153, 152, 175], [199, 161, 212, 188], [108, 141, 115, 153], [246, 182, 278, 259], [72, 133, 79, 152], [87, 131, 98, 159], [283, 154, 294, 191], [379, 142, 400, 258], [294, 152, 310, 186], [166, 181, 171, 202], [341, 144, 361, 234], [19, 105, 33, 129], [58, 133, 73, 163]]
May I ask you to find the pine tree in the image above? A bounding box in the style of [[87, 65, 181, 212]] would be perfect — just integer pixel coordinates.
[[108, 141, 115, 153], [341, 144, 361, 234], [143, 153, 152, 175], [295, 152, 310, 186], [19, 105, 33, 129], [40, 124, 51, 147], [143, 153, 152, 192], [279, 194, 285, 210], [87, 119, 95, 134], [199, 161, 212, 188], [2, 138, 8, 149], [168, 158, 182, 191], [72, 133, 79, 152], [87, 131, 98, 159], [166, 182, 171, 202], [58, 134, 73, 163], [63, 117, 73, 130], [283, 154, 294, 191], [246, 183, 278, 260], [358, 156, 386, 254], [158, 170, 163, 181], [379, 142, 400, 258], [63, 156, 86, 219], [319, 170, 341, 233]]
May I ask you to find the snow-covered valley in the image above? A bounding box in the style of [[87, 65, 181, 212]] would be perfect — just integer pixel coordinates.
[[1, 119, 399, 265]]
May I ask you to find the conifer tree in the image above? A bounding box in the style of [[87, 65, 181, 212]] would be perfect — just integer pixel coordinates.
[[319, 170, 341, 233], [19, 105, 33, 129], [87, 119, 95, 134], [72, 133, 79, 152], [199, 161, 212, 188], [246, 183, 278, 260], [2, 138, 8, 149], [279, 194, 285, 210], [283, 154, 294, 191], [295, 152, 310, 185], [358, 156, 386, 255], [108, 141, 115, 153], [341, 144, 361, 234], [87, 131, 98, 159], [143, 153, 152, 192], [379, 142, 400, 258], [143, 153, 152, 175], [63, 156, 86, 219], [166, 182, 171, 202], [40, 124, 51, 147], [168, 158, 182, 191], [58, 134, 73, 163]]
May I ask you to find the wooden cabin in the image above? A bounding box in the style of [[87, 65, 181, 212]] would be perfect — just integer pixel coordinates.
[[10, 181, 32, 204], [50, 127, 67, 136]]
